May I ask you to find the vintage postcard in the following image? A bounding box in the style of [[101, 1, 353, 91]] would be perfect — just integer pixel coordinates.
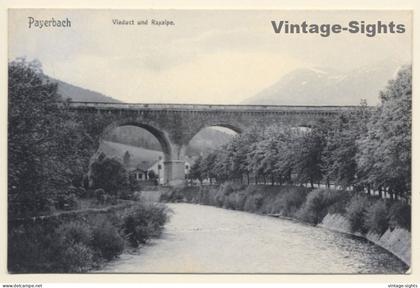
[[5, 7, 414, 278]]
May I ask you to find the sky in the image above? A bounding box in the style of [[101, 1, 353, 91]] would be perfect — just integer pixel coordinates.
[[8, 9, 412, 104]]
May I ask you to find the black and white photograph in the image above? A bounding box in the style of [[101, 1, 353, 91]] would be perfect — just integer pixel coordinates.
[[6, 9, 412, 275]]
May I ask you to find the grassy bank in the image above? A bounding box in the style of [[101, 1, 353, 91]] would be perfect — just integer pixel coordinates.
[[161, 183, 410, 237], [8, 201, 170, 273]]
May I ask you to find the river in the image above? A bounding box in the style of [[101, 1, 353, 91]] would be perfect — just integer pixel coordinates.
[[98, 203, 408, 273]]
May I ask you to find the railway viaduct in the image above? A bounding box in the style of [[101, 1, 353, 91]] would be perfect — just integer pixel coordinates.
[[68, 102, 358, 185]]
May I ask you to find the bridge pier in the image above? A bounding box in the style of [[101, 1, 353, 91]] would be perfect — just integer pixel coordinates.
[[163, 160, 185, 186]]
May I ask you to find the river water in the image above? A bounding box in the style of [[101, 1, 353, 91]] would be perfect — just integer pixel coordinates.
[[98, 203, 408, 274]]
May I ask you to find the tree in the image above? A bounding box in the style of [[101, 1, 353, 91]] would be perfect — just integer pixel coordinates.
[[148, 169, 157, 180], [293, 128, 324, 188], [8, 58, 92, 215], [260, 126, 288, 185], [213, 145, 231, 182], [356, 65, 411, 200], [226, 136, 244, 182], [273, 128, 297, 185], [201, 153, 218, 184], [89, 153, 128, 195], [235, 127, 261, 184], [189, 155, 203, 184], [248, 139, 270, 184], [123, 151, 131, 167], [321, 109, 369, 189]]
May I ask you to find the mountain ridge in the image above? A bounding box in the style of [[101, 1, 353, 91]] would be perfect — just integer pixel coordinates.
[[243, 60, 406, 106], [50, 77, 122, 103]]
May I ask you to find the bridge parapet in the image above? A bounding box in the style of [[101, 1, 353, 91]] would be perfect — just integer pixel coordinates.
[[67, 101, 362, 113]]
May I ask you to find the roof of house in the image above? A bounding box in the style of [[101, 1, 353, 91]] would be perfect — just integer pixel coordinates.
[[130, 157, 193, 172]]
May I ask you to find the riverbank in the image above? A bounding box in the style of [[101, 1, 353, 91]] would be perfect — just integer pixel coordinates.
[[8, 200, 170, 273], [319, 213, 411, 266], [161, 183, 411, 267]]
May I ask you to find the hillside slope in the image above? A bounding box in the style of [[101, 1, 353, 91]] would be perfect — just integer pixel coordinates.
[[98, 140, 163, 169], [50, 77, 121, 103]]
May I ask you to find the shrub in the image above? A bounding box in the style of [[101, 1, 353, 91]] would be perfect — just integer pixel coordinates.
[[122, 203, 169, 247], [198, 186, 220, 206], [265, 197, 280, 215], [242, 195, 255, 212], [177, 186, 199, 203], [243, 193, 264, 213], [8, 223, 54, 272], [9, 201, 172, 273], [91, 221, 124, 260], [222, 192, 245, 210], [346, 194, 371, 234], [222, 183, 234, 195], [76, 187, 87, 198], [52, 222, 95, 271], [327, 197, 350, 215], [193, 187, 206, 204], [215, 187, 226, 207], [159, 189, 175, 202], [388, 201, 411, 231], [222, 195, 233, 210], [254, 194, 264, 210], [60, 242, 94, 272], [206, 187, 219, 206], [95, 188, 106, 203], [56, 191, 79, 211], [56, 221, 93, 246], [118, 188, 134, 200], [232, 192, 247, 211], [365, 200, 389, 235], [275, 188, 308, 217], [9, 221, 97, 273], [170, 188, 186, 203], [296, 189, 344, 224]]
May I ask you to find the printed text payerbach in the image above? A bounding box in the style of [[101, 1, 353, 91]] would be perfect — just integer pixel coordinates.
[[28, 17, 71, 29]]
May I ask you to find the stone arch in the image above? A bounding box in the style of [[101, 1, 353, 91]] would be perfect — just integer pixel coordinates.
[[209, 123, 243, 134], [100, 119, 190, 186], [101, 120, 172, 160], [182, 123, 241, 158], [185, 122, 244, 146]]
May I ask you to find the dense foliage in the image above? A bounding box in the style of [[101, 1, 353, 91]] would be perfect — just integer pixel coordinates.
[[8, 59, 94, 216], [90, 152, 128, 194], [8, 59, 171, 273], [8, 203, 169, 272], [162, 183, 410, 235], [122, 203, 170, 247], [189, 66, 411, 201]]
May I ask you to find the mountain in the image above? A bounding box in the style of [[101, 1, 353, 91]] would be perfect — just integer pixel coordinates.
[[243, 60, 406, 106], [52, 78, 121, 103]]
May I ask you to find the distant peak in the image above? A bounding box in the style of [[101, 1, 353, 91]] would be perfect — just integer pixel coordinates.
[[243, 60, 402, 106]]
